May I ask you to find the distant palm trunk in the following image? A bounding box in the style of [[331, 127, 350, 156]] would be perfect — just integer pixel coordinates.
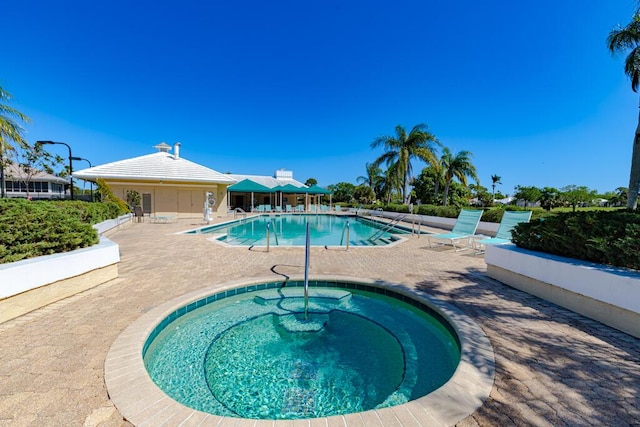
[[628, 106, 640, 209]]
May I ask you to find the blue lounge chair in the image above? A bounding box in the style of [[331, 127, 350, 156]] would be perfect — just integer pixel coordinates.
[[285, 204, 293, 213], [428, 209, 483, 252], [472, 210, 532, 254]]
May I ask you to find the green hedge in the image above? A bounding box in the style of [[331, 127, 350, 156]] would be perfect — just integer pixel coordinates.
[[511, 210, 640, 270], [0, 199, 125, 264]]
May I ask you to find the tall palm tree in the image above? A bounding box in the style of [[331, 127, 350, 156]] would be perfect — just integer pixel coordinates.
[[491, 174, 502, 201], [608, 11, 640, 209], [440, 147, 479, 206], [0, 85, 30, 198], [371, 123, 440, 204]]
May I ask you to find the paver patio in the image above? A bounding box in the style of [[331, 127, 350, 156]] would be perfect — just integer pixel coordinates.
[[0, 216, 638, 426]]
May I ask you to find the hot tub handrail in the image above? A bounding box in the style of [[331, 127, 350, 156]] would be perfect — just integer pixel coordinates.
[[304, 221, 310, 320]]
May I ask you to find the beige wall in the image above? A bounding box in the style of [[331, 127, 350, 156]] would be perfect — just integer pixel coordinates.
[[108, 181, 229, 218]]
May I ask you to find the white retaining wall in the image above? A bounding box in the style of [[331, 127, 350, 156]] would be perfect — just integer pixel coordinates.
[[485, 244, 640, 338]]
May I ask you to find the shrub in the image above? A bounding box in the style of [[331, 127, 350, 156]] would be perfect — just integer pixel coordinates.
[[416, 204, 461, 218], [0, 199, 122, 264], [511, 210, 640, 270]]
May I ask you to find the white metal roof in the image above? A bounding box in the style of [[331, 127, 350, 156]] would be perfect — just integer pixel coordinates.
[[227, 174, 306, 189], [73, 152, 236, 184], [5, 163, 69, 184]]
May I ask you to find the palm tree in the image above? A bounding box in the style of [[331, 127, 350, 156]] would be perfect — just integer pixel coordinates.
[[608, 11, 640, 209], [0, 85, 30, 198], [371, 123, 440, 204], [440, 148, 479, 206], [380, 162, 402, 204], [491, 174, 502, 201], [356, 162, 384, 199]]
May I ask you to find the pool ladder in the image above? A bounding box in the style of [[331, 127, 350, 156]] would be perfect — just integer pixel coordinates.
[[367, 214, 408, 242]]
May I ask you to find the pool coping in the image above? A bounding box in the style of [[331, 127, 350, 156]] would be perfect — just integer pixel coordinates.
[[104, 275, 495, 426]]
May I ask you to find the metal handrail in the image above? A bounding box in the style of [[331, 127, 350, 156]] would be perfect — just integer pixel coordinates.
[[271, 219, 279, 245], [304, 221, 310, 320], [339, 220, 350, 249], [233, 207, 247, 219], [367, 214, 408, 242]]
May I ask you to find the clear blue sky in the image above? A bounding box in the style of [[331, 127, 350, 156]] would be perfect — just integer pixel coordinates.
[[2, 0, 638, 195]]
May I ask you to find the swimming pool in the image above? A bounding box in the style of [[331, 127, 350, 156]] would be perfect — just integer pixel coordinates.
[[187, 214, 413, 246], [143, 280, 460, 419]]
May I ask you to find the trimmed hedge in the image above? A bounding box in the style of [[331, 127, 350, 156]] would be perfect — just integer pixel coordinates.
[[511, 210, 640, 270], [0, 199, 125, 264]]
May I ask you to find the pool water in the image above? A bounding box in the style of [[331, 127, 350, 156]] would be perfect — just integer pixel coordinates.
[[143, 282, 461, 420], [189, 214, 412, 246]]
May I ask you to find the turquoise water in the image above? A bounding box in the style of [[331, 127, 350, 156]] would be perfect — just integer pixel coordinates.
[[190, 214, 411, 246], [143, 283, 460, 420]]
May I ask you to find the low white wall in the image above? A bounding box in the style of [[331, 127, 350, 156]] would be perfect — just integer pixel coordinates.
[[485, 244, 640, 338], [0, 237, 120, 300], [359, 209, 500, 236], [94, 213, 132, 235]]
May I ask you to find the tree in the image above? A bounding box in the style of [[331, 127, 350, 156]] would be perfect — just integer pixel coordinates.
[[304, 178, 317, 186], [356, 162, 384, 200], [539, 187, 561, 211], [513, 185, 542, 207], [491, 174, 502, 201], [353, 185, 376, 204], [11, 144, 59, 198], [0, 85, 31, 198], [560, 185, 598, 212], [326, 182, 355, 203], [413, 166, 442, 205], [470, 184, 492, 207], [440, 147, 479, 206], [608, 11, 640, 209], [370, 123, 440, 204]]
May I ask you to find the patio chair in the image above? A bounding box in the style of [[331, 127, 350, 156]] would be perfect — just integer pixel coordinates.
[[286, 204, 293, 213], [472, 210, 532, 254], [295, 205, 304, 212], [275, 206, 283, 213], [428, 209, 483, 252]]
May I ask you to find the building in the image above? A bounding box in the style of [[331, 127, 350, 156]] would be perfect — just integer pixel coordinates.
[[2, 163, 68, 199], [73, 143, 236, 218], [73, 142, 331, 217]]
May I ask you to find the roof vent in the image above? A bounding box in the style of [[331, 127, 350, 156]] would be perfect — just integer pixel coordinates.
[[154, 142, 171, 152], [173, 142, 181, 159]]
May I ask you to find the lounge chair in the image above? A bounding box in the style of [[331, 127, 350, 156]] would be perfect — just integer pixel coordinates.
[[428, 209, 483, 252], [275, 206, 283, 213], [472, 210, 532, 254], [335, 205, 342, 213], [296, 205, 304, 212], [286, 204, 293, 213]]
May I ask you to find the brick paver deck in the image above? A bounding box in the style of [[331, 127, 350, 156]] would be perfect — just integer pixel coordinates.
[[0, 216, 638, 426]]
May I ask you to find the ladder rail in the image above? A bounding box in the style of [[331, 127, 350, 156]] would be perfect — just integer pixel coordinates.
[[367, 214, 408, 242]]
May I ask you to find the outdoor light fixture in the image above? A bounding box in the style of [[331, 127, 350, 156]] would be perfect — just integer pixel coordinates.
[[36, 140, 74, 200], [70, 156, 93, 202]]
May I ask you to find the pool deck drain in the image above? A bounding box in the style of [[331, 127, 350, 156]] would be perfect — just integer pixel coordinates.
[[0, 215, 639, 426]]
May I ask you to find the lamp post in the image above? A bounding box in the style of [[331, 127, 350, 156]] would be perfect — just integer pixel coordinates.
[[36, 141, 74, 200], [70, 156, 92, 202]]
